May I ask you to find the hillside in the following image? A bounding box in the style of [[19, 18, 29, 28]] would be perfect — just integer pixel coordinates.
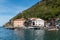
[[3, 0, 60, 27]]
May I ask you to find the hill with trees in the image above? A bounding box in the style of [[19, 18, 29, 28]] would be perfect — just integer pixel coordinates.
[[3, 0, 60, 27]]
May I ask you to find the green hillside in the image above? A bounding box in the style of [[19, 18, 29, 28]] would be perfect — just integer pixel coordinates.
[[3, 0, 60, 27], [12, 0, 60, 20]]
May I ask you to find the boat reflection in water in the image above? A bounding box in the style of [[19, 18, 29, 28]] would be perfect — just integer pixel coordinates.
[[14, 29, 45, 40], [1, 27, 60, 40], [33, 30, 45, 40]]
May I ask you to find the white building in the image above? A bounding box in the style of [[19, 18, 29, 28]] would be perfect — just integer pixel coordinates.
[[30, 18, 44, 27]]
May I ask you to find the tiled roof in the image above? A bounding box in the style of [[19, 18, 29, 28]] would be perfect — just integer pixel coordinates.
[[30, 18, 41, 20], [14, 18, 26, 21]]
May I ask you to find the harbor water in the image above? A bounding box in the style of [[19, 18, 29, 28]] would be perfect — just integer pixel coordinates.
[[0, 27, 60, 40]]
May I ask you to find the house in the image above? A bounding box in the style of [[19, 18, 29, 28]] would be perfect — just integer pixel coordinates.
[[24, 18, 32, 27], [45, 18, 60, 28], [13, 18, 26, 28], [30, 18, 44, 27], [55, 18, 60, 28]]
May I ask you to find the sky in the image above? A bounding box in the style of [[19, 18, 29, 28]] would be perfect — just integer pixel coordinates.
[[0, 0, 40, 26]]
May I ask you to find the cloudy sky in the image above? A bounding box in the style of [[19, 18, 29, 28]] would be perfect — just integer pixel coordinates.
[[0, 0, 39, 26]]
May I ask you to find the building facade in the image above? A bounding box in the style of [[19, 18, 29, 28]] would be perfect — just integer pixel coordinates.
[[13, 18, 26, 28], [30, 18, 44, 27]]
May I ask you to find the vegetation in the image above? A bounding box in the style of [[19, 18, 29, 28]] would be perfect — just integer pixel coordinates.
[[4, 0, 60, 27]]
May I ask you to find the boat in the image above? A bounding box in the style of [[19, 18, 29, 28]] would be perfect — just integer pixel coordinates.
[[6, 27, 15, 30], [48, 28, 59, 31]]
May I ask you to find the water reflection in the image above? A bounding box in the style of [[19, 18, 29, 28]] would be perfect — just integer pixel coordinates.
[[44, 31, 59, 40], [1, 27, 60, 40], [14, 29, 25, 40], [12, 29, 60, 40], [34, 30, 45, 40], [14, 29, 45, 40], [24, 29, 34, 40]]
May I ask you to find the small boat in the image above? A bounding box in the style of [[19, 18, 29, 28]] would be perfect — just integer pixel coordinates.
[[25, 27, 34, 29], [24, 26, 40, 30], [48, 28, 59, 31], [28, 27, 34, 29], [6, 27, 15, 30]]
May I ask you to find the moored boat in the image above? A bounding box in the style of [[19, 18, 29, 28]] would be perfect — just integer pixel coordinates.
[[48, 28, 59, 31]]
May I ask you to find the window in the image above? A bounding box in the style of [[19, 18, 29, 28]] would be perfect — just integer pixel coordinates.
[[33, 22, 35, 25]]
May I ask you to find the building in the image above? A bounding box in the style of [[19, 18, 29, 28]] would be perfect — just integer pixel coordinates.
[[24, 18, 32, 27], [45, 18, 60, 28], [55, 18, 60, 28], [30, 18, 44, 27], [13, 18, 26, 28]]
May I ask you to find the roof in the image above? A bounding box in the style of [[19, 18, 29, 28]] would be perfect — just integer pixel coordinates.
[[14, 18, 26, 21], [30, 18, 44, 21]]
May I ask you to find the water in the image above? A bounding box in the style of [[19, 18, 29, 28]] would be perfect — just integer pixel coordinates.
[[0, 27, 60, 40]]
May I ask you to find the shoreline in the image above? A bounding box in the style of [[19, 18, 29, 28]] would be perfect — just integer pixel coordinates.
[[3, 26, 60, 31]]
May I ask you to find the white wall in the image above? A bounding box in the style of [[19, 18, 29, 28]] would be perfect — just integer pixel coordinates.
[[32, 19, 44, 27]]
